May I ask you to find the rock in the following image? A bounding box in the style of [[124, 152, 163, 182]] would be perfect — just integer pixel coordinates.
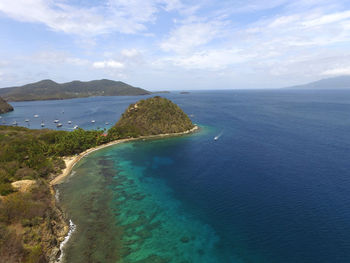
[[48, 247, 60, 263], [180, 236, 190, 243]]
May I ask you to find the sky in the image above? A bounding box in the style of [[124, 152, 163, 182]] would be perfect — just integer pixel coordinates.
[[1, 0, 350, 90]]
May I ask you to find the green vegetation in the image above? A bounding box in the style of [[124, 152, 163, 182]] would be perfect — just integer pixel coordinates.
[[0, 79, 151, 101], [0, 126, 113, 262], [0, 180, 61, 263], [0, 96, 13, 113], [0, 126, 113, 195], [0, 96, 194, 262], [112, 96, 194, 137]]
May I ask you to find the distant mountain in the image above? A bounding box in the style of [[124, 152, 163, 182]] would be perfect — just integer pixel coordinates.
[[285, 76, 350, 89], [0, 96, 13, 113], [0, 79, 151, 101]]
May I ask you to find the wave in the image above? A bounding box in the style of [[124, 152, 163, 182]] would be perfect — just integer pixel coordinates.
[[58, 219, 76, 263]]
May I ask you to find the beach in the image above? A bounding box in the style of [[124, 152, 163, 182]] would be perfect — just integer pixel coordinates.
[[50, 125, 198, 186]]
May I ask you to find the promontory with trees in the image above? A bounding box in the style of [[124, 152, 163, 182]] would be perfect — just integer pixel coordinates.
[[0, 96, 195, 263]]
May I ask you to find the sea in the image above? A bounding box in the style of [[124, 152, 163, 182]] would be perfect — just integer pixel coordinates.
[[3, 90, 350, 262]]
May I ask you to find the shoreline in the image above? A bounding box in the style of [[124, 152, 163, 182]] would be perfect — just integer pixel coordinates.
[[50, 125, 198, 186], [50, 125, 198, 262]]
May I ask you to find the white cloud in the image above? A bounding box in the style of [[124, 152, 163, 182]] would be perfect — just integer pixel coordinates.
[[322, 67, 350, 76], [302, 10, 350, 27], [121, 48, 141, 57], [160, 20, 227, 53], [34, 51, 89, 66], [92, 60, 125, 69], [0, 0, 184, 36], [160, 48, 246, 70]]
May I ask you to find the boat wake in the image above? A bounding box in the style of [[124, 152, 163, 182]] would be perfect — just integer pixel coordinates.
[[214, 131, 223, 141]]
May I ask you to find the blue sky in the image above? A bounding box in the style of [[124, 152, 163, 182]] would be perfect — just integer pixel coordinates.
[[1, 0, 350, 90]]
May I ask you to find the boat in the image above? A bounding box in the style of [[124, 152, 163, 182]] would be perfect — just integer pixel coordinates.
[[12, 121, 18, 126], [68, 121, 72, 124], [54, 119, 59, 123], [41, 122, 45, 127], [91, 120, 96, 123], [25, 119, 30, 122], [73, 125, 78, 129], [105, 122, 109, 125], [214, 136, 218, 141], [56, 123, 62, 127], [34, 114, 39, 118]]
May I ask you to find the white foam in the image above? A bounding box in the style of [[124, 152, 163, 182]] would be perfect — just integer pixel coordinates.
[[55, 189, 60, 202], [58, 219, 76, 262]]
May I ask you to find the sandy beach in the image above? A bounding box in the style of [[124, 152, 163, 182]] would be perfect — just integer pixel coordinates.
[[50, 125, 199, 186]]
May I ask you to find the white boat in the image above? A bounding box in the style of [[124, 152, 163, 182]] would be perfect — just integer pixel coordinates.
[[68, 121, 72, 124], [73, 125, 78, 129], [91, 120, 96, 123], [214, 136, 218, 141], [105, 122, 109, 125], [56, 123, 62, 127], [12, 121, 18, 126], [25, 119, 30, 122], [34, 114, 39, 118], [41, 122, 45, 127], [54, 119, 59, 123]]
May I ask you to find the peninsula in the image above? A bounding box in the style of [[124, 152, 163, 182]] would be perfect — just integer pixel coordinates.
[[0, 96, 14, 113], [0, 97, 196, 263], [0, 79, 151, 101]]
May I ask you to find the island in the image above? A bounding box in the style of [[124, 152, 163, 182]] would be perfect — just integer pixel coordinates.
[[0, 97, 197, 263], [0, 96, 14, 113], [0, 79, 151, 101]]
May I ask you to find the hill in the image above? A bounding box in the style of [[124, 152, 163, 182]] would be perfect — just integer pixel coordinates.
[[0, 79, 151, 101], [285, 75, 350, 89], [111, 96, 194, 137], [0, 96, 13, 113]]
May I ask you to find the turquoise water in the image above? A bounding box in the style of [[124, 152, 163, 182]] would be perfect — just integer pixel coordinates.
[[12, 90, 350, 262], [58, 133, 226, 263]]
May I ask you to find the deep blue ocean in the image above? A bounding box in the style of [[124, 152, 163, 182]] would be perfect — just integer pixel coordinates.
[[3, 90, 350, 262]]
